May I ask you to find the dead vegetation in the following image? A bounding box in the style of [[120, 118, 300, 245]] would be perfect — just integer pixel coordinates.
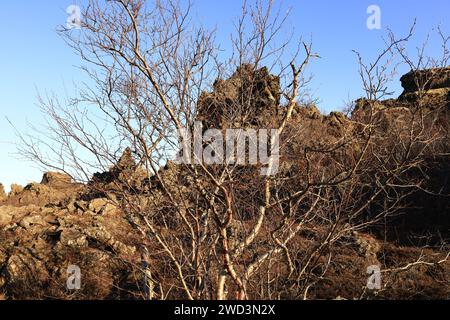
[[0, 0, 449, 300]]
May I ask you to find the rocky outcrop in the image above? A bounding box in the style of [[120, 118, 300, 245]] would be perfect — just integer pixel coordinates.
[[400, 67, 450, 94], [0, 184, 5, 202], [0, 172, 139, 299], [90, 147, 149, 194], [197, 64, 282, 128], [0, 67, 449, 300], [41, 172, 72, 187], [5, 180, 83, 207], [9, 184, 23, 197]]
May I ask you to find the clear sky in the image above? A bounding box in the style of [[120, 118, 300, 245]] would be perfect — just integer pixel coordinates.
[[0, 0, 449, 190]]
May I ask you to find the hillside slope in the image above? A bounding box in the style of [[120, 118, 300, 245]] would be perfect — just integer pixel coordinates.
[[0, 67, 449, 300]]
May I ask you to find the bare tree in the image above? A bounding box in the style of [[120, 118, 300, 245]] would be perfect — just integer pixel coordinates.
[[16, 0, 449, 300]]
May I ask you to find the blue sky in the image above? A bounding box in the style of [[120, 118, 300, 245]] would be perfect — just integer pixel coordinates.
[[0, 0, 449, 190]]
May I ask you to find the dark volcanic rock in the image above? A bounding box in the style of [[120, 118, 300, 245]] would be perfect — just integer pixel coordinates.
[[41, 172, 72, 187], [197, 64, 281, 128], [0, 184, 5, 201], [0, 67, 449, 300], [400, 67, 450, 94]]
